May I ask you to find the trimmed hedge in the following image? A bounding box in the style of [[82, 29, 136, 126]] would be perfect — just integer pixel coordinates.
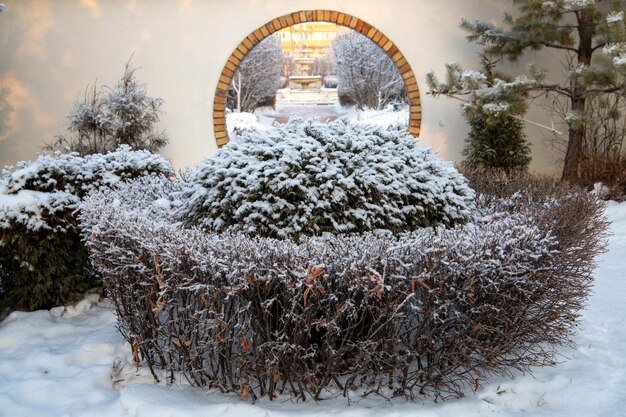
[[80, 173, 608, 401], [0, 146, 173, 310]]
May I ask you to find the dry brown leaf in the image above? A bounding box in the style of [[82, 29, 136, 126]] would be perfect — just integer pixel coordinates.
[[132, 337, 141, 368], [241, 336, 251, 352], [151, 298, 166, 315], [153, 255, 165, 289], [239, 384, 251, 399], [414, 277, 431, 292], [374, 284, 383, 299], [303, 287, 315, 306]]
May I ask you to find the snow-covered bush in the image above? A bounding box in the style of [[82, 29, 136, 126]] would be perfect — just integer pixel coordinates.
[[0, 146, 174, 310], [81, 169, 608, 401], [181, 118, 474, 239], [49, 62, 168, 155]]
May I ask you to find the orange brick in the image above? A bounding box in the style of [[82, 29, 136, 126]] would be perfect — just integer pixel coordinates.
[[402, 70, 415, 80], [260, 25, 269, 37], [278, 16, 287, 27], [232, 49, 244, 60], [330, 11, 338, 22], [367, 27, 377, 39], [337, 13, 345, 25], [286, 14, 294, 26], [323, 10, 330, 21], [236, 43, 248, 55], [407, 83, 419, 93], [349, 16, 358, 28]]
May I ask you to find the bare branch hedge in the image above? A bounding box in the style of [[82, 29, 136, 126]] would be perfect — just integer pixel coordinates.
[[80, 174, 608, 401]]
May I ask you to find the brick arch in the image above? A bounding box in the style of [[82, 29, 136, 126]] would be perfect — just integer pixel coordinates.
[[213, 10, 421, 146]]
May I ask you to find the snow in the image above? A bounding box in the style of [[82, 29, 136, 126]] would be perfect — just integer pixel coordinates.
[[0, 202, 625, 416], [606, 11, 624, 24], [341, 104, 409, 129]]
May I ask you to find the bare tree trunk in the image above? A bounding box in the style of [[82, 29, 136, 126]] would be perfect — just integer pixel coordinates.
[[562, 10, 593, 181], [236, 73, 241, 113]]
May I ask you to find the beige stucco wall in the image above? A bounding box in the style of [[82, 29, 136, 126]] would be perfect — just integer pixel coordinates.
[[0, 0, 564, 175]]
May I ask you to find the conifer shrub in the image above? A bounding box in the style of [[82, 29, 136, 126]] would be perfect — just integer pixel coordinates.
[[464, 110, 531, 170], [0, 146, 173, 310], [180, 118, 475, 239], [81, 168, 608, 401]]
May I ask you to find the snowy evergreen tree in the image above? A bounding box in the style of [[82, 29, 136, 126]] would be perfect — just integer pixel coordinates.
[[460, 0, 626, 180], [333, 32, 407, 109], [427, 57, 532, 170], [50, 61, 168, 155], [228, 35, 283, 113]]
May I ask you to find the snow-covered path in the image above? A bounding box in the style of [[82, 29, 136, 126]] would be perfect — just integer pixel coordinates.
[[0, 202, 624, 417]]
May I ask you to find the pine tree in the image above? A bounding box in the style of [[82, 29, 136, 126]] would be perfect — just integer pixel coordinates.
[[461, 0, 626, 180], [427, 57, 533, 170]]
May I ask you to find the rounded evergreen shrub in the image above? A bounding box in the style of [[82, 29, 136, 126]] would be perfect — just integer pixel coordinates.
[[181, 118, 475, 239], [0, 146, 174, 310]]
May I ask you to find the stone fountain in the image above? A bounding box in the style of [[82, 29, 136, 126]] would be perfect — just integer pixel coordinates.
[[276, 53, 338, 104]]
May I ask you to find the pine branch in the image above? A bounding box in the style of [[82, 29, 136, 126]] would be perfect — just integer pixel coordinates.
[[541, 42, 579, 53]]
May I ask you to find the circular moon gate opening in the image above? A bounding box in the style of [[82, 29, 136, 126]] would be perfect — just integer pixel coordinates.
[[213, 10, 422, 147]]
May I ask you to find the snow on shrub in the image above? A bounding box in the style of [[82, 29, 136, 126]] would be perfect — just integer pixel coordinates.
[[0, 146, 174, 310], [80, 173, 608, 401], [181, 118, 474, 239]]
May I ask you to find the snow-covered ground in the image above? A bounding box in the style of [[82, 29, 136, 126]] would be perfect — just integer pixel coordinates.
[[226, 105, 409, 135], [0, 202, 624, 417]]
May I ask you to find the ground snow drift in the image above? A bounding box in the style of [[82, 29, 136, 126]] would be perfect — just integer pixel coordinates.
[[0, 202, 625, 417]]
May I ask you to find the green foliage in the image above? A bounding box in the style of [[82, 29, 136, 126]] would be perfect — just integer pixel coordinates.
[[464, 110, 531, 170], [0, 212, 92, 311], [459, 0, 626, 179], [181, 119, 475, 240], [0, 147, 174, 311], [427, 58, 533, 170]]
